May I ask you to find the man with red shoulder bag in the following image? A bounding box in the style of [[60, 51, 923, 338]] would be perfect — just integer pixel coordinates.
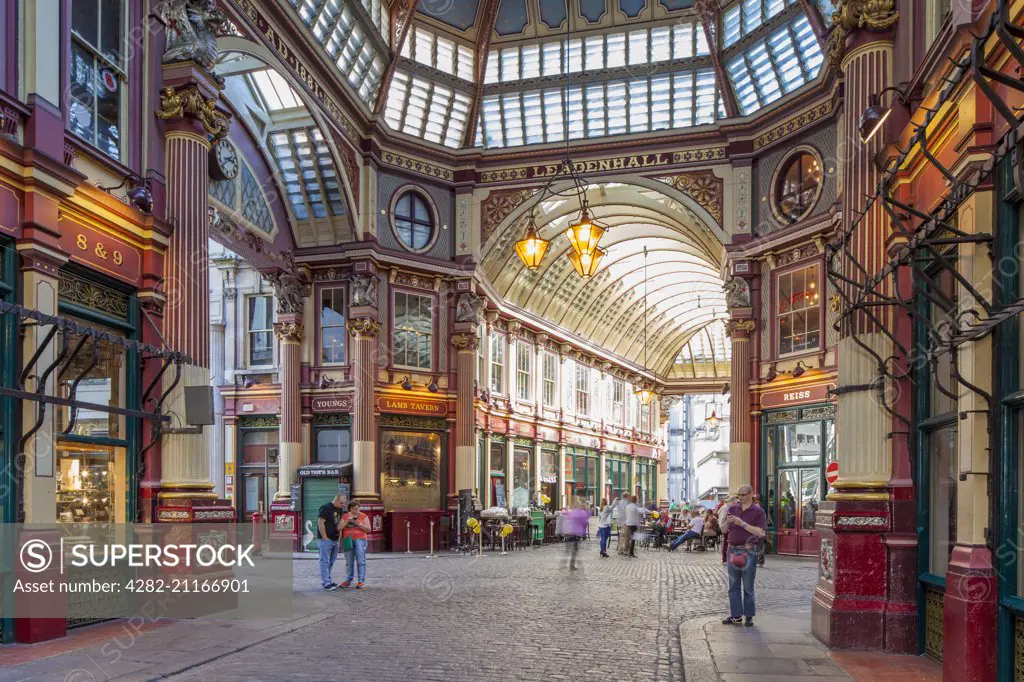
[[719, 484, 766, 627]]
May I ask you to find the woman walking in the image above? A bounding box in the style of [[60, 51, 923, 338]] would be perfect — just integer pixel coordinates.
[[597, 498, 613, 558]]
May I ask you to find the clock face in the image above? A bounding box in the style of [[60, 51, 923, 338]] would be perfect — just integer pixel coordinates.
[[210, 140, 239, 181]]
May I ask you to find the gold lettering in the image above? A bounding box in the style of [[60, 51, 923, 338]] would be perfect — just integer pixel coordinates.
[[112, 250, 123, 266], [94, 242, 108, 260], [612, 157, 625, 170], [76, 234, 88, 251]]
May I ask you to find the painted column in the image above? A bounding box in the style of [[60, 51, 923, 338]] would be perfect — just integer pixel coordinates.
[[812, 2, 911, 654], [210, 321, 226, 497], [348, 317, 380, 500], [224, 417, 237, 505], [452, 332, 480, 496], [558, 443, 567, 509], [943, 189, 997, 682], [273, 318, 303, 498], [484, 433, 492, 507], [156, 62, 228, 505], [726, 311, 755, 494]]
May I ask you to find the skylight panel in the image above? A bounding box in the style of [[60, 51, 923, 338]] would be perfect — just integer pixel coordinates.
[[523, 91, 544, 144], [651, 76, 671, 130], [628, 30, 648, 65], [722, 0, 799, 47], [292, 0, 385, 102], [249, 69, 302, 110], [723, 5, 742, 47], [521, 44, 541, 79], [607, 82, 628, 135], [457, 46, 474, 80], [543, 89, 564, 141], [607, 33, 626, 68], [742, 0, 763, 34], [503, 93, 524, 146], [694, 70, 717, 124], [586, 83, 606, 137], [650, 27, 671, 62], [542, 42, 562, 76], [673, 23, 694, 58], [584, 35, 604, 70], [567, 86, 584, 139]]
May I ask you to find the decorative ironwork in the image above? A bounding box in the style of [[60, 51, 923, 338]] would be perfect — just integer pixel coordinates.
[[238, 415, 280, 428], [828, 1, 1024, 494], [481, 189, 536, 246], [378, 414, 447, 430], [513, 437, 534, 447], [802, 404, 836, 420], [819, 538, 835, 582], [924, 587, 944, 662], [764, 409, 799, 425], [314, 413, 351, 426], [58, 271, 130, 320], [654, 170, 724, 224]]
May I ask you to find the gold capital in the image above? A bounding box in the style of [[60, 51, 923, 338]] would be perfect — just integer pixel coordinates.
[[828, 0, 898, 68], [348, 318, 381, 338], [451, 333, 480, 351], [727, 319, 756, 337], [273, 321, 303, 342], [157, 85, 230, 140]]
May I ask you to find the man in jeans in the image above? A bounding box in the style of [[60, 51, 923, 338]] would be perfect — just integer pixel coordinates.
[[317, 494, 346, 590], [668, 509, 705, 551], [720, 484, 766, 626]]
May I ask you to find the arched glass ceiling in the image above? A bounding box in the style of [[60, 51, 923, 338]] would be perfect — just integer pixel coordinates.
[[480, 182, 727, 375], [215, 53, 352, 243], [668, 319, 731, 379]]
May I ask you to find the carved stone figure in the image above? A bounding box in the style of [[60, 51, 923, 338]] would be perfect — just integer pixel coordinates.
[[455, 293, 484, 324], [351, 274, 378, 307], [267, 271, 308, 316], [161, 0, 223, 72], [723, 277, 751, 309]]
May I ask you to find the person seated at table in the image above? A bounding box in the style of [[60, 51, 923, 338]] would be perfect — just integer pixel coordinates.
[[702, 510, 721, 548], [668, 510, 705, 552]]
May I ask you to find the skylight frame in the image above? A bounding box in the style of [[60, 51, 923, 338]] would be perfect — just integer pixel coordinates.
[[401, 24, 476, 83], [268, 126, 346, 222], [721, 0, 800, 49], [383, 70, 474, 148]]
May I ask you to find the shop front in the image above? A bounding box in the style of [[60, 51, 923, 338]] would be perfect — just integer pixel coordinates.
[[760, 383, 836, 557], [538, 443, 559, 510], [635, 458, 657, 507], [487, 433, 507, 508], [565, 446, 599, 508], [236, 415, 280, 521], [510, 437, 533, 509], [378, 411, 448, 551], [297, 463, 351, 552], [604, 453, 630, 503]]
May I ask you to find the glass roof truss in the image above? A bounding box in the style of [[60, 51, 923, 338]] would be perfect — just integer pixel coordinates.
[[384, 70, 474, 147], [269, 127, 347, 221], [402, 25, 475, 83]]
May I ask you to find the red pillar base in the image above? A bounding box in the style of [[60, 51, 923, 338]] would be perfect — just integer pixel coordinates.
[[354, 499, 385, 552], [14, 529, 67, 644], [269, 503, 299, 553], [812, 496, 918, 654], [944, 545, 997, 682]]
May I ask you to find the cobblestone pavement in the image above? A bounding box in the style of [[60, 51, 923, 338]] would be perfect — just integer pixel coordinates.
[[0, 542, 818, 682]]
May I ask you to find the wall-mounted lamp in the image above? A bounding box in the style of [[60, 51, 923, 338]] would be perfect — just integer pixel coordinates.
[[401, 376, 413, 391], [859, 87, 909, 144], [99, 174, 153, 214], [791, 361, 808, 378], [427, 377, 439, 393], [242, 377, 256, 389]]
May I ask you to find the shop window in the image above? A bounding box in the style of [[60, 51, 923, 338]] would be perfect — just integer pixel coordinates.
[[380, 429, 442, 510], [540, 449, 558, 509], [239, 428, 279, 516], [320, 287, 345, 364], [575, 365, 590, 416], [392, 190, 436, 252], [928, 424, 957, 576], [612, 380, 625, 425], [542, 352, 557, 406], [512, 447, 532, 508], [490, 441, 507, 505], [316, 428, 351, 464], [490, 332, 505, 394], [393, 291, 434, 370], [247, 295, 274, 366], [640, 402, 651, 434], [69, 0, 126, 160], [516, 342, 533, 401], [777, 263, 821, 355], [57, 445, 125, 524], [58, 319, 125, 439], [774, 151, 823, 223]]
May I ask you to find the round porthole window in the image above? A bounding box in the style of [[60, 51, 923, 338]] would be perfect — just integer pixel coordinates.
[[391, 189, 436, 252], [773, 151, 824, 224]]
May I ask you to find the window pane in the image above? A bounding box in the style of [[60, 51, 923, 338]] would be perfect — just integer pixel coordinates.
[[928, 425, 957, 576]]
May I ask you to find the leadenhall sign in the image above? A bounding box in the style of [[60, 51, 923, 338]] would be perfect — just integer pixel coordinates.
[[376, 396, 447, 416]]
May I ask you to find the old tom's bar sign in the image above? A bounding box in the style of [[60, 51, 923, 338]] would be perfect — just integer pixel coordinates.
[[376, 396, 447, 416], [311, 396, 353, 413], [760, 382, 835, 409]]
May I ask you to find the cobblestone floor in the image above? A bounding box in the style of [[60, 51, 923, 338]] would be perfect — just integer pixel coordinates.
[[0, 542, 818, 682]]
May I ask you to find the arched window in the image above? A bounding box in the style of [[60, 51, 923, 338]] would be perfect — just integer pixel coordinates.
[[774, 151, 823, 223], [393, 190, 435, 251]]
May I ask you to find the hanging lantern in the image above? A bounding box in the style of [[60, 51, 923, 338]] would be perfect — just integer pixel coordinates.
[[567, 246, 606, 279], [705, 410, 720, 429], [564, 205, 605, 258], [635, 385, 655, 406], [514, 220, 550, 270]]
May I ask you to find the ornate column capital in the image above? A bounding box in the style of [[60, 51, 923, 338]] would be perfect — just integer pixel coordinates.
[[156, 85, 230, 140], [451, 333, 480, 351], [726, 319, 757, 338], [827, 0, 899, 68], [348, 318, 381, 338], [273, 321, 303, 343]]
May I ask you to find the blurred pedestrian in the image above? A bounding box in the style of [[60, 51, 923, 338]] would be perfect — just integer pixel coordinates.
[[624, 494, 641, 558], [564, 497, 589, 571], [721, 484, 767, 627], [615, 495, 630, 555], [597, 497, 613, 558]]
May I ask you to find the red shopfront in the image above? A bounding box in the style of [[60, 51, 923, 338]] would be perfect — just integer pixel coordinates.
[[759, 381, 836, 557]]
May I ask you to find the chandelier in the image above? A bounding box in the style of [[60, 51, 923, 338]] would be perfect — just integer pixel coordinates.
[[512, 1, 605, 275]]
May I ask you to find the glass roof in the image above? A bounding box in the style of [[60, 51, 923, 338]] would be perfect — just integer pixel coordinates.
[[279, 0, 828, 149]]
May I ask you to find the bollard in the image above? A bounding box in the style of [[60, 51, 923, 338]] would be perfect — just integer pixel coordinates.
[[251, 512, 262, 554], [426, 519, 437, 559], [405, 519, 412, 554]]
